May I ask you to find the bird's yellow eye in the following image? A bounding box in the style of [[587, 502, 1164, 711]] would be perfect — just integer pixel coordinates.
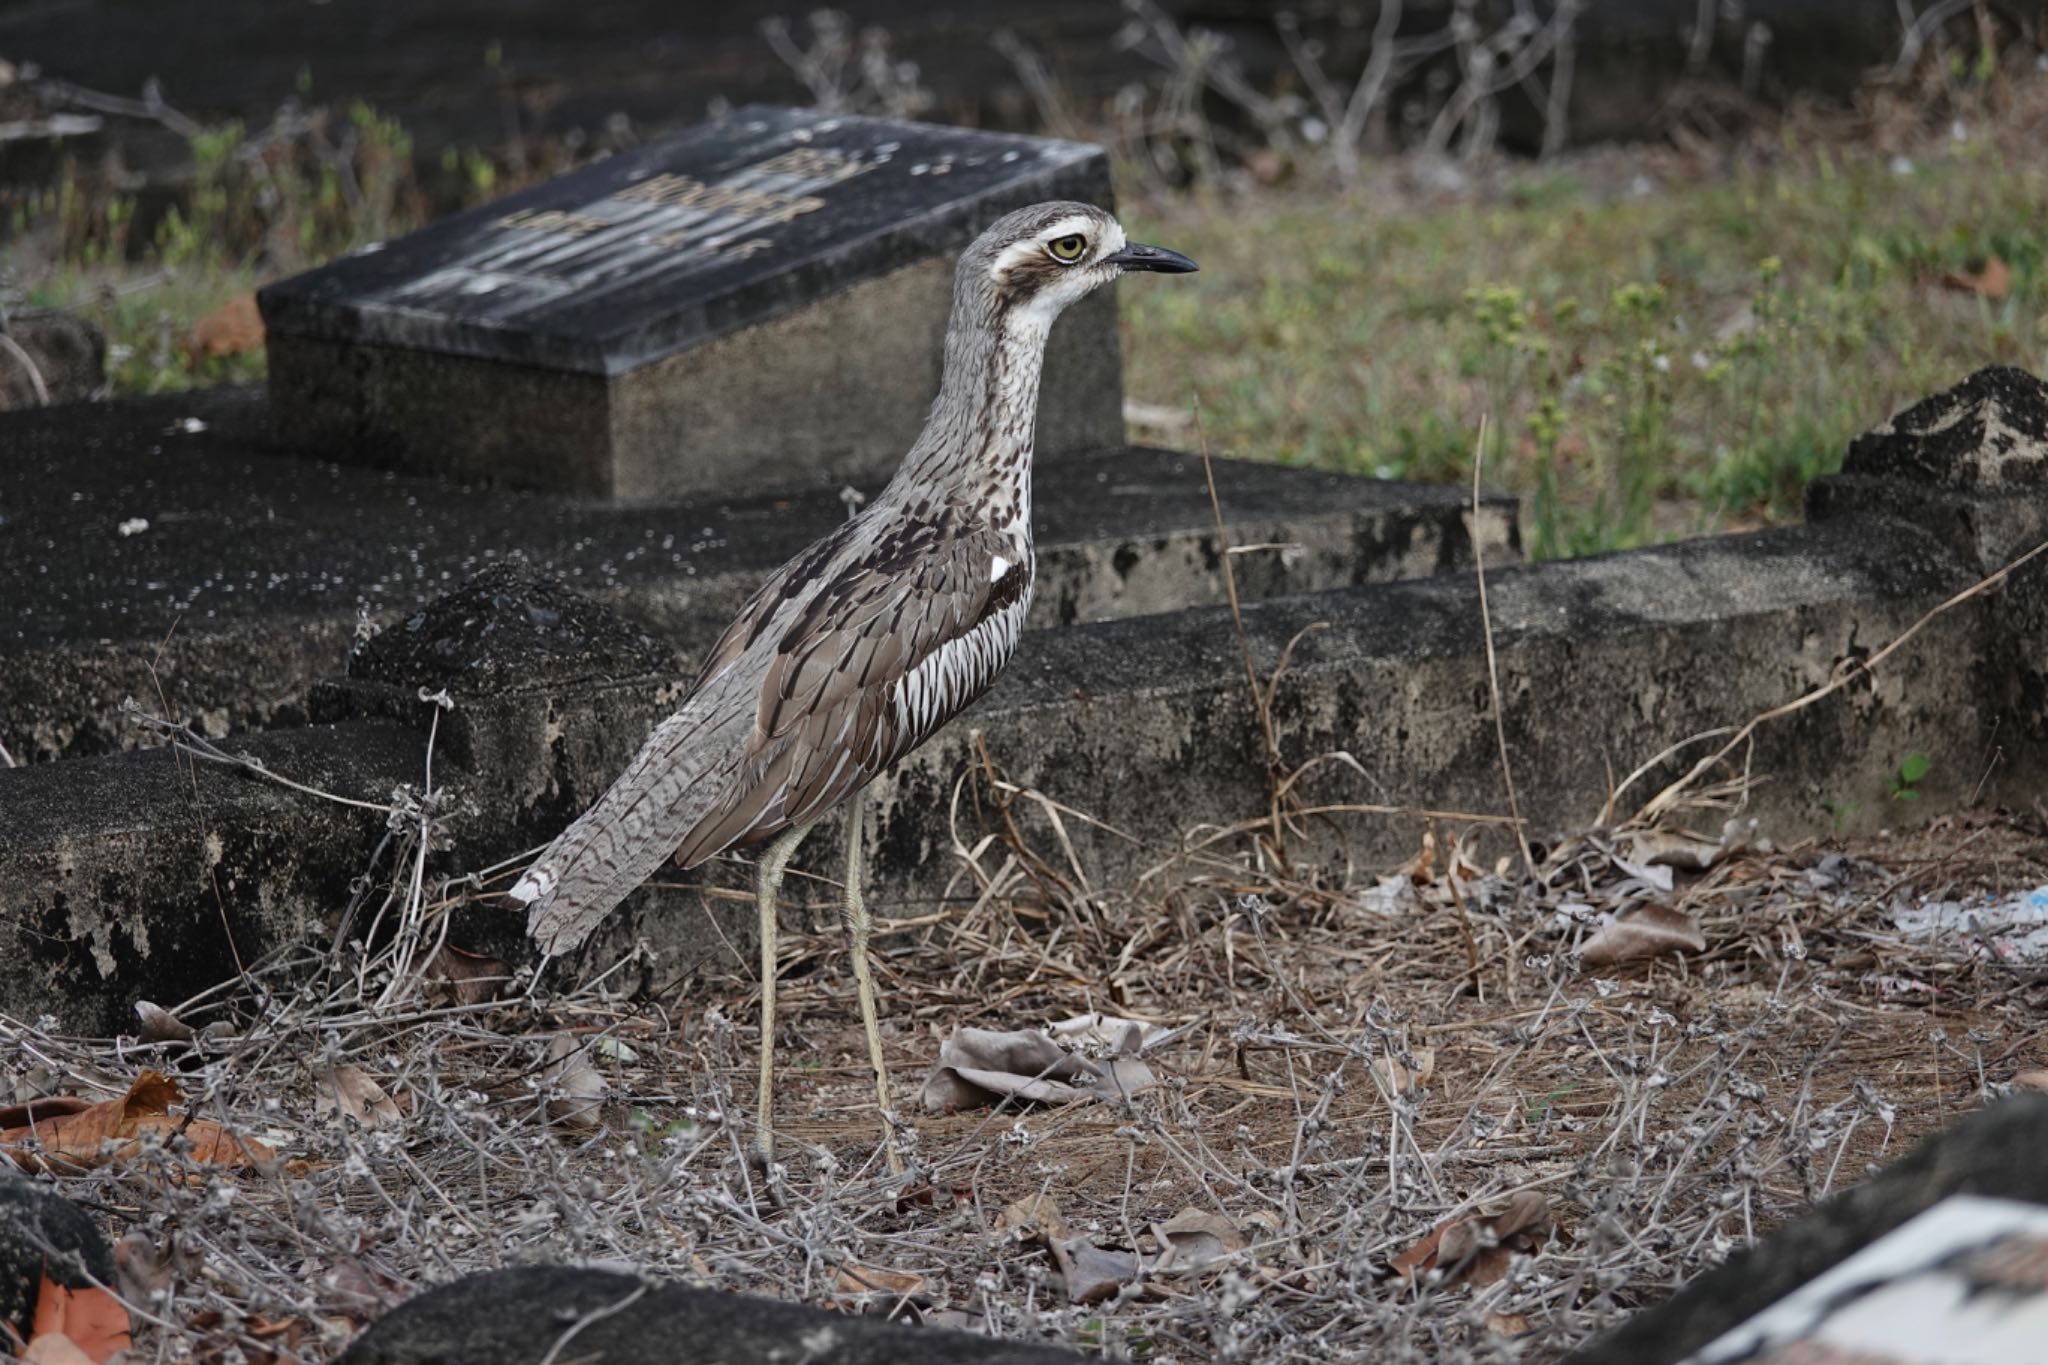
[[1047, 234, 1087, 264]]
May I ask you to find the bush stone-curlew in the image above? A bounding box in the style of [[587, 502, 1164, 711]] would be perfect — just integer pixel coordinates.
[[511, 202, 1195, 1174]]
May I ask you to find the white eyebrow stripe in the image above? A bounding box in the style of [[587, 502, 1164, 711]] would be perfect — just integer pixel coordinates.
[[1037, 214, 1100, 243]]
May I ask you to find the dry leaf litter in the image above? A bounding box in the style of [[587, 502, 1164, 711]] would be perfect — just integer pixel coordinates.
[[3, 778, 2045, 1362]]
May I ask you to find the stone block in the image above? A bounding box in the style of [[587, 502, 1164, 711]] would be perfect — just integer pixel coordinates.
[[2, 508, 2004, 1032], [0, 308, 105, 409], [258, 106, 1123, 501]]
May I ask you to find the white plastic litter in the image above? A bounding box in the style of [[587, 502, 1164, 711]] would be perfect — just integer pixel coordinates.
[[1891, 886, 2048, 963]]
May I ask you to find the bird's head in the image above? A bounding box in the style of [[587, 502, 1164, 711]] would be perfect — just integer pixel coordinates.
[[962, 200, 1197, 337]]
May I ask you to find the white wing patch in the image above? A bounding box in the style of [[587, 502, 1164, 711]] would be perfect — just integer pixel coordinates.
[[888, 577, 1034, 751], [991, 554, 1011, 582]]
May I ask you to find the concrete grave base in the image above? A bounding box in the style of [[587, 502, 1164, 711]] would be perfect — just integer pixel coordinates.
[[0, 386, 1513, 767], [257, 107, 1129, 500]]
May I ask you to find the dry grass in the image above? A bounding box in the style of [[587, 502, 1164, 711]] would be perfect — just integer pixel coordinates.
[[5, 790, 2046, 1363]]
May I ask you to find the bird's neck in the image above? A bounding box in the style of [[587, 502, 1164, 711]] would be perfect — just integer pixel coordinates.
[[889, 289, 1058, 537]]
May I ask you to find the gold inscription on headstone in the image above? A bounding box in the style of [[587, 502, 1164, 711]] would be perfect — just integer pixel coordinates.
[[494, 207, 612, 236], [748, 147, 877, 185], [491, 144, 880, 261], [613, 174, 830, 225]]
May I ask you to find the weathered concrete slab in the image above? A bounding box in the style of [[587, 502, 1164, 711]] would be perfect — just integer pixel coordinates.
[[336, 1265, 1083, 1365], [260, 106, 1122, 500], [0, 719, 426, 1022], [1567, 1096, 2048, 1365], [0, 386, 1516, 764]]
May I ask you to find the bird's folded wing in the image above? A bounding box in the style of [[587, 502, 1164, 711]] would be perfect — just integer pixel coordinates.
[[671, 527, 1029, 863]]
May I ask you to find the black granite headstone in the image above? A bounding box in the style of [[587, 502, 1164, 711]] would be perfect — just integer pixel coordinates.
[[259, 106, 1122, 502], [1569, 1096, 2048, 1364]]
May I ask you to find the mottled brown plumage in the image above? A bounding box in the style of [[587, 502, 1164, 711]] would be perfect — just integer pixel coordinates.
[[511, 201, 1195, 1172]]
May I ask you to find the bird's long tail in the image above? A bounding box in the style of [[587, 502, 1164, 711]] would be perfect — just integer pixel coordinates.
[[511, 679, 751, 954]]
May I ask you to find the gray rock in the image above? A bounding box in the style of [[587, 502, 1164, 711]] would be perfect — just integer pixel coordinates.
[[1810, 365, 2048, 571], [335, 1265, 1082, 1365], [0, 1172, 120, 1346], [0, 308, 105, 408]]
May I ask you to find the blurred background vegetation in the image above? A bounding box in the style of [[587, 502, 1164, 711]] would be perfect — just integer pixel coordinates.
[[2, 0, 2044, 557]]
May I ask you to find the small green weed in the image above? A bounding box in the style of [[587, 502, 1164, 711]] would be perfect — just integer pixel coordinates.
[[1889, 752, 1933, 802], [629, 1110, 701, 1141]]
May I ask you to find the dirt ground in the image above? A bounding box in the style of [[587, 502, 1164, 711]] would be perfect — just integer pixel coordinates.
[[6, 795, 2046, 1364]]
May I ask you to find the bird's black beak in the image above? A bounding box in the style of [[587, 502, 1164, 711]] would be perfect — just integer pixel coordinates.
[[1105, 241, 1199, 274]]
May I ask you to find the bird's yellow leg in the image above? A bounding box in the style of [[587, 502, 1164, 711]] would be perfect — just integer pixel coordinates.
[[844, 795, 904, 1175], [753, 820, 813, 1171]]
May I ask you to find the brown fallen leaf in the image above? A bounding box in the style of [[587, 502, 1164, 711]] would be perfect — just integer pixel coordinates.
[[1579, 904, 1705, 967], [0, 1097, 95, 1133], [1943, 255, 2011, 301], [2010, 1069, 2048, 1095], [1151, 1209, 1248, 1274], [424, 944, 513, 1007], [1399, 828, 1441, 884], [925, 1306, 989, 1333], [1624, 826, 1728, 872], [22, 1332, 103, 1365], [177, 1308, 306, 1365], [1370, 1048, 1436, 1097], [1051, 1237, 1140, 1306], [1485, 1310, 1535, 1337], [17, 1267, 132, 1365], [133, 1001, 196, 1045], [112, 1228, 197, 1312], [892, 1182, 974, 1216], [0, 1070, 274, 1174], [542, 1035, 605, 1132], [1390, 1191, 1553, 1290], [187, 293, 265, 359], [316, 1065, 402, 1129], [998, 1193, 1073, 1247], [1094, 1034, 1158, 1104], [830, 1262, 930, 1319], [319, 1255, 407, 1323], [918, 1028, 1111, 1112]]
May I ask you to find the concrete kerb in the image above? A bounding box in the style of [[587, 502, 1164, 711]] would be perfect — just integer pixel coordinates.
[[5, 444, 2040, 1030]]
